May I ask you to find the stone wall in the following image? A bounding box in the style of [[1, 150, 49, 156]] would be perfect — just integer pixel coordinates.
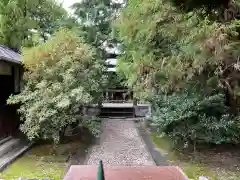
[[80, 104, 152, 118], [81, 105, 101, 117], [134, 104, 151, 118]]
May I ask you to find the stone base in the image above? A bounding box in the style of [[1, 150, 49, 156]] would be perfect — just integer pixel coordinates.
[[134, 104, 151, 118], [64, 165, 189, 180], [81, 103, 151, 118]]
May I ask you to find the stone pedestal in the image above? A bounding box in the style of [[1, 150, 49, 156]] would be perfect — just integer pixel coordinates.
[[64, 165, 189, 180]]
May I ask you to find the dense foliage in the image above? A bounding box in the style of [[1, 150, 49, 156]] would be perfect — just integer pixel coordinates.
[[116, 0, 240, 102], [151, 93, 240, 149], [0, 0, 67, 51], [8, 29, 105, 143], [116, 0, 240, 146], [71, 0, 124, 48], [71, 0, 127, 97]]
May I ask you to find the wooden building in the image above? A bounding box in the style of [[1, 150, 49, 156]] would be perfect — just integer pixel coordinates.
[[0, 46, 22, 139], [99, 49, 151, 118], [104, 53, 133, 103]]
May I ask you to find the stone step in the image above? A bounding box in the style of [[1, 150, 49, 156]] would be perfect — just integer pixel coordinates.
[[0, 136, 12, 146], [0, 143, 32, 172], [99, 107, 135, 118], [64, 166, 188, 180], [0, 138, 21, 157], [100, 111, 134, 115], [99, 112, 134, 118], [99, 117, 145, 121], [100, 108, 134, 113], [99, 107, 134, 118]]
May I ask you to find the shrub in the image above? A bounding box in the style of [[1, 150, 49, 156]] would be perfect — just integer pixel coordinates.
[[8, 29, 105, 143], [151, 92, 240, 149]]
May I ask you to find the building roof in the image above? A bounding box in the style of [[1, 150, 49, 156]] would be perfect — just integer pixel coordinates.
[[0, 45, 21, 64]]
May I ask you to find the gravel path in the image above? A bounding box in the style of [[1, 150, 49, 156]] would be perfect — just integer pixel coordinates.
[[85, 119, 155, 166]]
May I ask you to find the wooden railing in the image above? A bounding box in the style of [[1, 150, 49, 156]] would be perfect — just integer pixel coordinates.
[[103, 89, 133, 103]]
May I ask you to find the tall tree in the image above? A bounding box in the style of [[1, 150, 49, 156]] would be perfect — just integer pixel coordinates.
[[116, 0, 240, 102], [71, 0, 125, 48], [28, 0, 67, 42], [115, 0, 240, 150], [71, 0, 126, 103], [0, 0, 67, 51]]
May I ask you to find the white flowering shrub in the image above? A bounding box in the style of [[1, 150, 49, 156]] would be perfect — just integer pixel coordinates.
[[8, 29, 105, 143]]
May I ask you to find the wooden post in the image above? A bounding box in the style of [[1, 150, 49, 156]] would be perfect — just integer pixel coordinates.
[[105, 92, 108, 101], [133, 93, 137, 117], [111, 92, 114, 101]]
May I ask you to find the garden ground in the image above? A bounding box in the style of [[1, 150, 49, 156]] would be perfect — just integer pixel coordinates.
[[152, 133, 240, 180], [0, 137, 90, 180], [0, 144, 69, 179], [1, 120, 240, 180]]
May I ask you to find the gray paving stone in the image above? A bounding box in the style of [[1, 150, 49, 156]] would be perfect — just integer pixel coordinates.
[[85, 119, 155, 166]]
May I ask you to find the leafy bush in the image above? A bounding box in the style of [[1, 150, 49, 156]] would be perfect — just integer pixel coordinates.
[[8, 29, 105, 143], [151, 93, 240, 148]]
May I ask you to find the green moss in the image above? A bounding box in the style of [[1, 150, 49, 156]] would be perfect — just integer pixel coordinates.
[[183, 164, 216, 180], [0, 144, 71, 180], [152, 133, 216, 180], [152, 133, 172, 151], [151, 133, 178, 160]]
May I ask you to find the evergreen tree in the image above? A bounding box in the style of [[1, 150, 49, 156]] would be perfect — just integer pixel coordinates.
[[116, 0, 240, 147], [0, 0, 67, 51], [116, 0, 240, 103], [71, 0, 125, 48]]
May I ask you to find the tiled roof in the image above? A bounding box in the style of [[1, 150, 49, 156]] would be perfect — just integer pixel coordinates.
[[0, 45, 21, 64]]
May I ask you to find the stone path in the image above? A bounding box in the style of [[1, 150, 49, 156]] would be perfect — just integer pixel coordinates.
[[85, 119, 155, 166]]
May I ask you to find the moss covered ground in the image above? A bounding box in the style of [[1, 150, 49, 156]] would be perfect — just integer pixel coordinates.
[[0, 142, 85, 180], [152, 133, 240, 180]]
